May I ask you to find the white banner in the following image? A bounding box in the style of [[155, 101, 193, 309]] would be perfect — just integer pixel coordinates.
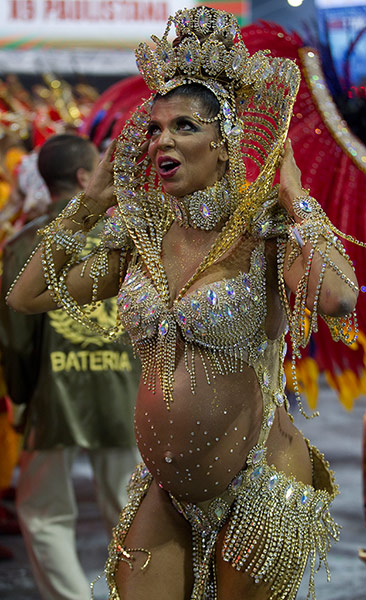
[[0, 0, 194, 48], [0, 48, 139, 74], [315, 0, 366, 8]]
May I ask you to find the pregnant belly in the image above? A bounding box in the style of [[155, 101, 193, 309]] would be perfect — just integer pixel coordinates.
[[135, 359, 263, 502]]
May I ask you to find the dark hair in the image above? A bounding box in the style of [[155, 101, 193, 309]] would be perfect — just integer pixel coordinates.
[[155, 83, 220, 120], [38, 133, 96, 196]]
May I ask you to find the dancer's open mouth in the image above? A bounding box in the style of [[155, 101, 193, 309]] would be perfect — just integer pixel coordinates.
[[157, 156, 181, 179]]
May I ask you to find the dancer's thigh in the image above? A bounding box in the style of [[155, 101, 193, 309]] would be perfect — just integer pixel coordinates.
[[216, 526, 271, 600], [115, 480, 193, 600]]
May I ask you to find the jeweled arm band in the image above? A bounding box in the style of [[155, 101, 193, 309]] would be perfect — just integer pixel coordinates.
[[277, 192, 360, 418], [6, 194, 97, 307], [35, 196, 131, 339], [287, 192, 358, 284]]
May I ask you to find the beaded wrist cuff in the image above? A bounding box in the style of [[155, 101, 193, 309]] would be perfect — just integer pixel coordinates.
[[99, 209, 130, 249], [292, 193, 323, 222], [53, 228, 86, 255], [60, 192, 86, 219], [57, 192, 103, 230]]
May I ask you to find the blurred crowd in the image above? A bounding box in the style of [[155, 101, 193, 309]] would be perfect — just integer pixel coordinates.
[[0, 73, 102, 562], [0, 73, 99, 240]]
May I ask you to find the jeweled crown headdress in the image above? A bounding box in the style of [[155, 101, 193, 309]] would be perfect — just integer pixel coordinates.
[[135, 7, 250, 144]]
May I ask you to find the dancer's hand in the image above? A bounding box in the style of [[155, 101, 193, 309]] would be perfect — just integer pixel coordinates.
[[278, 139, 303, 215], [84, 139, 117, 213], [139, 139, 150, 158]]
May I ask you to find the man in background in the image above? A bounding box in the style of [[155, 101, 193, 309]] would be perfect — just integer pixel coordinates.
[[0, 134, 140, 600]]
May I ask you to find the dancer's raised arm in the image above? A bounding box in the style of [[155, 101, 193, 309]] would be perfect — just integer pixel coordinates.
[[7, 140, 123, 314]]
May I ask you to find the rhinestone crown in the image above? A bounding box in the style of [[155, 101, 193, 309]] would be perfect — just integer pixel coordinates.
[[135, 7, 252, 95]]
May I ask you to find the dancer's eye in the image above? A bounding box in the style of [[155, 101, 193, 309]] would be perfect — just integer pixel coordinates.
[[176, 118, 198, 132], [147, 123, 160, 137]]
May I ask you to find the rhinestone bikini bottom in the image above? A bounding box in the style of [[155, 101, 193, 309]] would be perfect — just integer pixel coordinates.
[[101, 442, 339, 600]]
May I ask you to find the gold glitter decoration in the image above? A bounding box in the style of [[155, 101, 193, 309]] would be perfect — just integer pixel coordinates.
[[299, 47, 366, 174]]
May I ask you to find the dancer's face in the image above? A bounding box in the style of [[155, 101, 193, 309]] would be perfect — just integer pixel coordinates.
[[148, 95, 228, 198]]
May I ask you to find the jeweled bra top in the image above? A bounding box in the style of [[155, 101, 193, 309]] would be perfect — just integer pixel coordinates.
[[118, 243, 266, 351], [117, 242, 273, 401]]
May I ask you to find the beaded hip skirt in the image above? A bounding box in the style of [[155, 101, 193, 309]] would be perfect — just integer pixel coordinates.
[[102, 442, 339, 600]]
